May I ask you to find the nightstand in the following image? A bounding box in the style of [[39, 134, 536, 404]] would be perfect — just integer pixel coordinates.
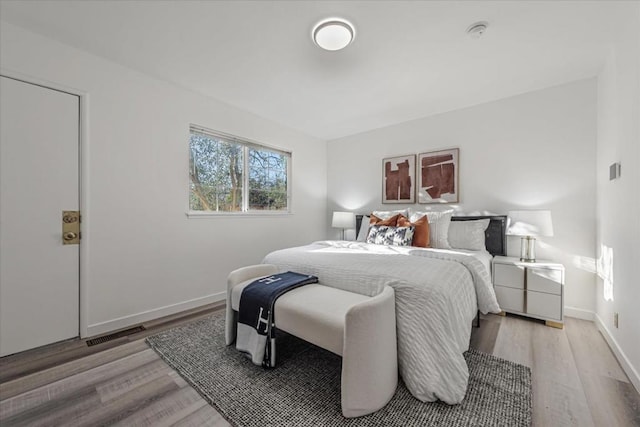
[[492, 256, 564, 328]]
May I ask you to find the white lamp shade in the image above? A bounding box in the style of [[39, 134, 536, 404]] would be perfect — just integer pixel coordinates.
[[507, 210, 554, 237], [332, 211, 355, 229]]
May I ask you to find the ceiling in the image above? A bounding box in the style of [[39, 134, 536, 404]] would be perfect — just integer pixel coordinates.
[[0, 1, 626, 140]]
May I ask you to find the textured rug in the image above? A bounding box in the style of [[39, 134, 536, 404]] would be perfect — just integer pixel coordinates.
[[146, 313, 531, 427]]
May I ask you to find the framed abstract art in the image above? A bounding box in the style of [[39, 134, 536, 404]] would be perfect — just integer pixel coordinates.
[[417, 148, 459, 203], [382, 154, 416, 204]]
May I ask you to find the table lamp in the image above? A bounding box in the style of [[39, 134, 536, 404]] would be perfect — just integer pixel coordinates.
[[332, 211, 355, 240], [506, 210, 554, 262]]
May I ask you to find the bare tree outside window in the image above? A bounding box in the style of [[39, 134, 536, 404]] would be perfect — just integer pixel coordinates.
[[189, 127, 290, 212], [248, 148, 288, 210]]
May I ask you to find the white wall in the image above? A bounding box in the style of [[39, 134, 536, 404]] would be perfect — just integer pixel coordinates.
[[595, 4, 640, 392], [327, 79, 598, 317], [0, 22, 327, 336]]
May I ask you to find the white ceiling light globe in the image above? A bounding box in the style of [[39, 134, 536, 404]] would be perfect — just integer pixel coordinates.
[[313, 19, 355, 51]]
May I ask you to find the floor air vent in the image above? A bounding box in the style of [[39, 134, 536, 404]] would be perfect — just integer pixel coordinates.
[[86, 325, 146, 346]]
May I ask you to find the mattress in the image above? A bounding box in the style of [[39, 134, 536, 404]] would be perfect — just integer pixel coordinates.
[[263, 240, 501, 404]]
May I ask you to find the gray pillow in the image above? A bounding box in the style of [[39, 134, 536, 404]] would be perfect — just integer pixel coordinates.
[[356, 215, 371, 241], [448, 219, 490, 251]]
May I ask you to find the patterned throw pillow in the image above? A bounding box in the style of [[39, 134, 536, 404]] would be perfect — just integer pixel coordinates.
[[359, 214, 400, 242], [366, 225, 415, 246]]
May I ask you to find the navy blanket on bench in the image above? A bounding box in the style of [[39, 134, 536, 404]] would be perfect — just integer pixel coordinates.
[[236, 271, 318, 367]]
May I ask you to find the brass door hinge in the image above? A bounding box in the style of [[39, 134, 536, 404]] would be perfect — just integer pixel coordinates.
[[62, 210, 80, 245]]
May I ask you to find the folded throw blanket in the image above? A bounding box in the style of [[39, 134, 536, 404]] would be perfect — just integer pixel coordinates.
[[236, 271, 318, 367]]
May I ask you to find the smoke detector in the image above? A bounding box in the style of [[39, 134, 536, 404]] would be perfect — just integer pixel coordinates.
[[466, 21, 488, 39]]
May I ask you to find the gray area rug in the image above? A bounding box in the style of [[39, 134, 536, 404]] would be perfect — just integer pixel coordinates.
[[146, 313, 531, 426]]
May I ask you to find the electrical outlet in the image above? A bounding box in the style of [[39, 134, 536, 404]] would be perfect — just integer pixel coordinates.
[[614, 312, 619, 328]]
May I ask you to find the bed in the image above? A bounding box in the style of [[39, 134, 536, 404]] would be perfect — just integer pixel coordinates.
[[262, 214, 505, 404]]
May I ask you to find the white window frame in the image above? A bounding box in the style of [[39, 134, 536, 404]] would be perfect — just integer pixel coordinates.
[[187, 124, 292, 217]]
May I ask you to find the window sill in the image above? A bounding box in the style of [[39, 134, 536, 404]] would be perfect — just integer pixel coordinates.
[[186, 211, 293, 219]]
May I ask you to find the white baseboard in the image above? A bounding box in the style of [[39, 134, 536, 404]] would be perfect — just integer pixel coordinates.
[[564, 306, 595, 321], [594, 313, 640, 394], [86, 292, 226, 337]]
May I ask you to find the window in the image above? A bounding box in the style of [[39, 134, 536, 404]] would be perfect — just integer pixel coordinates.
[[189, 125, 290, 213]]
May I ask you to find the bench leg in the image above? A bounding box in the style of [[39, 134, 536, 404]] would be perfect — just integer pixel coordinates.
[[341, 286, 397, 418]]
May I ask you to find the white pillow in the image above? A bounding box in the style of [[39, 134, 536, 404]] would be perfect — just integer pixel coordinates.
[[356, 215, 371, 241], [372, 209, 409, 220], [409, 209, 454, 249], [448, 219, 490, 251]]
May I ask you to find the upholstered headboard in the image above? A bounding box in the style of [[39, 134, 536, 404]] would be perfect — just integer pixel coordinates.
[[355, 214, 507, 257]]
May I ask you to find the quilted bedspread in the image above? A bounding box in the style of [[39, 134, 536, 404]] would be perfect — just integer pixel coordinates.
[[263, 240, 501, 404]]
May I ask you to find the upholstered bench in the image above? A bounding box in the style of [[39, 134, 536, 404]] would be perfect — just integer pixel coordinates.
[[225, 264, 398, 418]]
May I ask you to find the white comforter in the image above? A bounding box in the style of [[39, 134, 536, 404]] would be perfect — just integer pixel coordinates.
[[263, 240, 501, 404]]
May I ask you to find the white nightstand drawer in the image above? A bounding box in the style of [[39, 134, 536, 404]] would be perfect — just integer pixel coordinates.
[[494, 285, 524, 313], [527, 291, 562, 321], [527, 268, 562, 295], [494, 263, 525, 289]]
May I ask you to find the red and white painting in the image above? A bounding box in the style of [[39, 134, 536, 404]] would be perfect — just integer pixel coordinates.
[[418, 148, 459, 203], [382, 154, 415, 204]]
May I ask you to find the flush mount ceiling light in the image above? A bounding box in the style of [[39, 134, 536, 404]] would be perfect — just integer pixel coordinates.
[[312, 18, 355, 51], [466, 21, 489, 39]]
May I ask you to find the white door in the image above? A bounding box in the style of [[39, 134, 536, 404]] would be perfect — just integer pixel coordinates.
[[0, 76, 80, 357]]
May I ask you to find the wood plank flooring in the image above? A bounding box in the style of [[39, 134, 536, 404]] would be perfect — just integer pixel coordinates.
[[0, 302, 225, 385], [2, 310, 639, 426]]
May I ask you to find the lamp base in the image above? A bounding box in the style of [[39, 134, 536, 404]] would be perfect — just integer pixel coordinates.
[[520, 236, 536, 262]]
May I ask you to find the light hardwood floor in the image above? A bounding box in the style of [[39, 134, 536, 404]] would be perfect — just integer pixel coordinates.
[[1, 309, 639, 426]]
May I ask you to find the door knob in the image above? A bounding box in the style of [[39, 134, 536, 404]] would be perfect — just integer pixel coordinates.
[[63, 232, 77, 241]]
